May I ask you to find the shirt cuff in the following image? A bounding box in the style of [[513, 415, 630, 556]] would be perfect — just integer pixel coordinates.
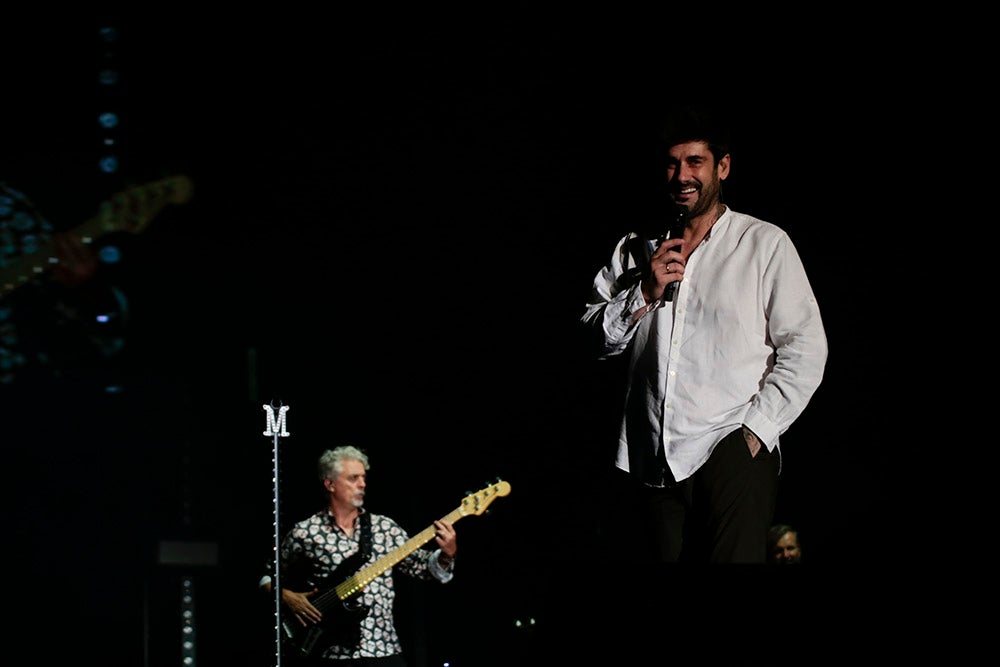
[[431, 549, 455, 578]]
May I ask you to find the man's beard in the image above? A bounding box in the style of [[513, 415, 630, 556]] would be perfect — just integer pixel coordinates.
[[684, 178, 722, 218]]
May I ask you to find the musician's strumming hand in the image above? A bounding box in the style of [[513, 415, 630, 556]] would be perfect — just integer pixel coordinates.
[[281, 587, 322, 626]]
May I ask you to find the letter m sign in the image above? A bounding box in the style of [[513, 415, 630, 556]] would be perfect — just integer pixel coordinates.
[[263, 404, 290, 437]]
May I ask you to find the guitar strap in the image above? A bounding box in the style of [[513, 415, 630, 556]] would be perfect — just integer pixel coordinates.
[[358, 510, 372, 563]]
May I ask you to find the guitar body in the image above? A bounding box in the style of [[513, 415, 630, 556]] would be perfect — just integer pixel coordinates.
[[281, 596, 369, 660], [280, 552, 370, 660]]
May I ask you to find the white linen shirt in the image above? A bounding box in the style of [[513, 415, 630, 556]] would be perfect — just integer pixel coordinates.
[[581, 208, 828, 484]]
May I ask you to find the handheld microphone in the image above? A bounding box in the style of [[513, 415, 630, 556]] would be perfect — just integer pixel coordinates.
[[659, 206, 689, 302]]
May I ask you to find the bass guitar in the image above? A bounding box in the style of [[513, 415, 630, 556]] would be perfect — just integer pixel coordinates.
[[282, 479, 511, 659]]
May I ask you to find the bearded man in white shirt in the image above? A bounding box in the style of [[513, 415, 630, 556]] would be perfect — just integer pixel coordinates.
[[581, 104, 828, 564]]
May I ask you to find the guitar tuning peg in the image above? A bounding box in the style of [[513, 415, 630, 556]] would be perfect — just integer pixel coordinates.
[[465, 490, 473, 496]]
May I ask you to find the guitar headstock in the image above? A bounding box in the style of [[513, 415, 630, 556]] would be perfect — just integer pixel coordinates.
[[96, 174, 194, 236], [459, 480, 511, 516]]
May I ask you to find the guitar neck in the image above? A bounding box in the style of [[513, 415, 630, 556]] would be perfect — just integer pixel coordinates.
[[334, 507, 465, 600], [0, 175, 192, 297]]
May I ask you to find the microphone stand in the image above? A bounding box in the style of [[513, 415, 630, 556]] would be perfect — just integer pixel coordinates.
[[263, 400, 291, 667]]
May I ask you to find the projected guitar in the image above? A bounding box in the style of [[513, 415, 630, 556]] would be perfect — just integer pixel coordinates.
[[0, 174, 194, 297], [282, 479, 511, 659]]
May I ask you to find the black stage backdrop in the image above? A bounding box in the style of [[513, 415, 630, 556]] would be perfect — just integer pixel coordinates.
[[2, 9, 940, 665]]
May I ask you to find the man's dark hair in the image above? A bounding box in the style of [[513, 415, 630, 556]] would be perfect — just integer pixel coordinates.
[[656, 103, 732, 163], [767, 523, 800, 550]]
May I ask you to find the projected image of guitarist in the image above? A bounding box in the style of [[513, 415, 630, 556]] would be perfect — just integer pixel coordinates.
[[262, 445, 457, 666], [0, 177, 192, 389]]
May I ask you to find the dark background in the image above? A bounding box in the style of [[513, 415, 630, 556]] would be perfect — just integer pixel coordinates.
[[3, 9, 935, 665]]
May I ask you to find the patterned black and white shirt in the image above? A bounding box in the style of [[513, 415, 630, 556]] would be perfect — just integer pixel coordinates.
[[279, 507, 454, 660]]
